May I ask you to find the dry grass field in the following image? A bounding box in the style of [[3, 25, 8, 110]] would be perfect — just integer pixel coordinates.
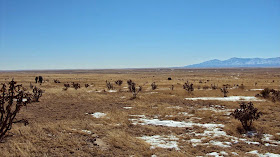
[[0, 68, 280, 157]]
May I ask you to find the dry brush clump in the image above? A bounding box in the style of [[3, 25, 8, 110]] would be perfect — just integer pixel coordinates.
[[127, 80, 142, 99], [115, 80, 123, 86], [72, 82, 81, 90], [257, 88, 280, 102], [105, 80, 114, 90], [54, 79, 61, 83], [151, 82, 157, 90], [63, 83, 70, 90], [85, 83, 90, 88], [231, 102, 262, 131], [0, 80, 35, 141], [183, 81, 194, 92]]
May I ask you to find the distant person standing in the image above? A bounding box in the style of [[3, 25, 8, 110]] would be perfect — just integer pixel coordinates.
[[35, 76, 38, 83]]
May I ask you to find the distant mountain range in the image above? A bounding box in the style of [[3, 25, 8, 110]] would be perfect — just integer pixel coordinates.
[[185, 57, 280, 68]]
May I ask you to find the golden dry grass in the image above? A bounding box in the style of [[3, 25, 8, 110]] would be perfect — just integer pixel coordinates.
[[0, 68, 280, 156]]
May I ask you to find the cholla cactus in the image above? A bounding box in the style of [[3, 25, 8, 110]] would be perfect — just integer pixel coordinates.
[[231, 102, 262, 131], [221, 85, 229, 97], [32, 86, 43, 102], [127, 80, 142, 99], [183, 81, 194, 92], [115, 80, 123, 86], [105, 80, 114, 90], [0, 80, 32, 141]]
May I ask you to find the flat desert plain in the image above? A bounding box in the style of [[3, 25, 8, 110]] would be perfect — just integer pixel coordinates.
[[0, 68, 279, 156]]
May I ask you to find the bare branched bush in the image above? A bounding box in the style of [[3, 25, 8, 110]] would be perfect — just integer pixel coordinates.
[[183, 81, 194, 92], [115, 80, 123, 86], [32, 86, 43, 102], [127, 80, 133, 92], [170, 85, 174, 90], [211, 84, 218, 90], [106, 80, 114, 90], [151, 82, 157, 90], [127, 80, 142, 99], [230, 102, 262, 131], [0, 80, 32, 141], [72, 82, 80, 90], [221, 85, 229, 97]]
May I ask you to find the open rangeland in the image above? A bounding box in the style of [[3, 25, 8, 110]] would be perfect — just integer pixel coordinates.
[[0, 68, 280, 156]]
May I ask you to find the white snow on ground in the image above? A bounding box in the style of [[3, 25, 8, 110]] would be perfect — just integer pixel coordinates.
[[120, 96, 126, 99], [185, 96, 264, 101], [90, 112, 106, 118], [123, 107, 133, 109], [108, 90, 117, 93], [246, 150, 280, 157], [232, 152, 238, 155], [250, 89, 264, 91], [139, 135, 180, 150], [206, 151, 229, 156], [81, 130, 92, 134], [262, 134, 280, 145], [130, 116, 224, 128]]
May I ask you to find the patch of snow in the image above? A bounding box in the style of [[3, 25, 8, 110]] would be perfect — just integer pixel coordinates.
[[247, 150, 280, 157], [232, 152, 238, 156], [139, 135, 180, 150], [130, 116, 224, 128], [108, 90, 117, 93], [123, 107, 133, 109], [250, 89, 264, 91], [185, 96, 264, 101], [209, 140, 231, 147], [81, 130, 92, 134], [120, 96, 126, 99], [206, 152, 223, 157], [90, 112, 106, 118]]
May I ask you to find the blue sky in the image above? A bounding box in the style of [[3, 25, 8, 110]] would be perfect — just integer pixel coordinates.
[[0, 0, 279, 70]]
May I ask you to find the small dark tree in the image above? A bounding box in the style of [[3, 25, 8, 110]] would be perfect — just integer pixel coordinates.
[[0, 80, 32, 141], [151, 82, 157, 90], [231, 102, 262, 131], [35, 77, 38, 83], [221, 85, 229, 97], [38, 76, 43, 84], [85, 84, 90, 88], [170, 85, 174, 90]]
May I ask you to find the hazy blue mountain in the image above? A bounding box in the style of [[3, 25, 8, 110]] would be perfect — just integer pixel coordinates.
[[185, 57, 280, 68]]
